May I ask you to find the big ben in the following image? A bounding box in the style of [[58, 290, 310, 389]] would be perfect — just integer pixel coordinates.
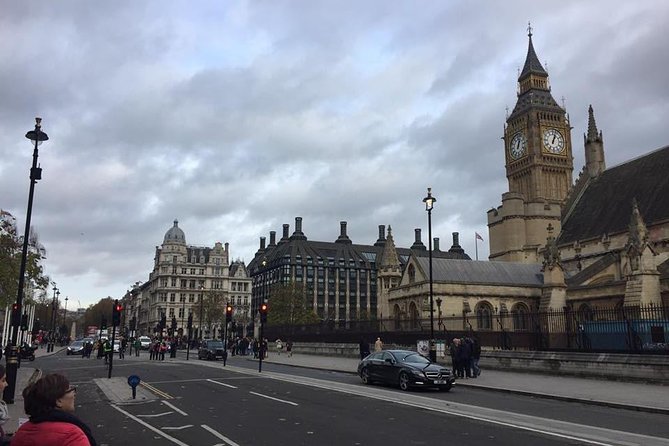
[[504, 26, 573, 203], [488, 27, 574, 262]]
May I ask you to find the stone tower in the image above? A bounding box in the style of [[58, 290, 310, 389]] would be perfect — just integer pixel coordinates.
[[377, 226, 402, 319], [584, 104, 606, 178], [488, 27, 574, 263]]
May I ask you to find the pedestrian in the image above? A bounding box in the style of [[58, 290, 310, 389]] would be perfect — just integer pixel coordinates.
[[170, 339, 177, 358], [286, 340, 293, 357], [149, 341, 155, 360], [103, 339, 112, 365], [471, 336, 481, 377], [96, 340, 103, 360], [134, 338, 141, 357], [11, 373, 97, 446], [359, 338, 370, 360], [449, 338, 460, 378], [275, 338, 283, 356], [374, 337, 383, 352], [159, 341, 167, 360], [0, 365, 10, 442], [119, 338, 126, 360]]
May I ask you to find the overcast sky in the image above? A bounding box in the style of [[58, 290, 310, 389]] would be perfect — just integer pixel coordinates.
[[1, 1, 667, 309]]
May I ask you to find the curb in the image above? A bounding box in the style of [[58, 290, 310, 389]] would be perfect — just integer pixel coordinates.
[[258, 358, 669, 416]]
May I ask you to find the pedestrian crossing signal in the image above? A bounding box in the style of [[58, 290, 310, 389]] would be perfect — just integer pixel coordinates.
[[225, 305, 233, 323]]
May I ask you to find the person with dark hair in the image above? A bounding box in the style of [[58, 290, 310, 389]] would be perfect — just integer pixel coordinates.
[[0, 365, 9, 441], [11, 373, 97, 446]]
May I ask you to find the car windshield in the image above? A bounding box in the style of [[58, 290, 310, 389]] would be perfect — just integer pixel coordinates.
[[207, 342, 224, 348], [71, 341, 84, 347], [396, 352, 430, 364]]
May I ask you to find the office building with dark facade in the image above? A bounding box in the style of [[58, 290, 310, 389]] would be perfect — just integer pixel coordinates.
[[248, 217, 471, 322]]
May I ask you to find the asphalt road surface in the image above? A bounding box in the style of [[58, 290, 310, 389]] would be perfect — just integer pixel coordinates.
[[27, 351, 669, 446]]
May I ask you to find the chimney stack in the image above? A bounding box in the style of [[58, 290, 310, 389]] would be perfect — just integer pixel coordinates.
[[335, 221, 352, 244], [448, 231, 465, 255], [260, 237, 266, 250], [433, 237, 440, 251], [411, 228, 427, 250], [290, 217, 307, 240], [374, 224, 386, 247], [269, 231, 276, 247]]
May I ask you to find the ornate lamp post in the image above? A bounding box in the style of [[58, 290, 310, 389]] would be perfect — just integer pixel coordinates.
[[423, 187, 437, 363], [199, 284, 205, 342], [4, 118, 48, 404], [62, 296, 69, 329], [436, 297, 443, 330]]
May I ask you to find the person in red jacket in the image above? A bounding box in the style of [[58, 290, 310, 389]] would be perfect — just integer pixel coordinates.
[[11, 373, 97, 446]]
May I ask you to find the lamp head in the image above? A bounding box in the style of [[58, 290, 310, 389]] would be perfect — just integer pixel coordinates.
[[423, 187, 436, 211]]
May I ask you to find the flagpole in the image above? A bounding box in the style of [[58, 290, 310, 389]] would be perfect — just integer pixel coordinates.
[[475, 233, 479, 261]]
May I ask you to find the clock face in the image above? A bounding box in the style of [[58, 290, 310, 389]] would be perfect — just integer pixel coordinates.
[[543, 128, 565, 154], [509, 132, 527, 160]]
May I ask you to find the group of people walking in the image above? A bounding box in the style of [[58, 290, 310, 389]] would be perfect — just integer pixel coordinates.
[[449, 336, 481, 378]]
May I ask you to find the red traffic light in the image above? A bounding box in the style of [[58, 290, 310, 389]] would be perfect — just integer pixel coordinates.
[[115, 304, 123, 312], [226, 305, 233, 313], [260, 303, 268, 312], [12, 303, 18, 311]]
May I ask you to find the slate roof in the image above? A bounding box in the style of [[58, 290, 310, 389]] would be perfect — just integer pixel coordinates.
[[519, 34, 548, 79], [559, 145, 669, 245], [415, 257, 543, 286]]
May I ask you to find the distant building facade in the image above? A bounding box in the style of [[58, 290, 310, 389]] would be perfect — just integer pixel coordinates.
[[127, 220, 251, 338]]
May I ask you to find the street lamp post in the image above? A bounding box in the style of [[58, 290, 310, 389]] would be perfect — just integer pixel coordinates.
[[48, 284, 57, 352], [436, 297, 443, 331], [4, 118, 48, 404], [199, 284, 205, 342], [62, 297, 69, 330], [423, 187, 437, 363]]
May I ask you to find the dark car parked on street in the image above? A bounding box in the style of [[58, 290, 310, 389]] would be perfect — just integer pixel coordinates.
[[198, 339, 226, 360], [357, 349, 455, 391]]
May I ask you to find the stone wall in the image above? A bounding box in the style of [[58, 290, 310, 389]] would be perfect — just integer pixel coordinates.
[[284, 342, 669, 383]]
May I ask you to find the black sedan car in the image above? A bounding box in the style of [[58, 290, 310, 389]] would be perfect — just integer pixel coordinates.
[[357, 349, 455, 391], [198, 339, 226, 360]]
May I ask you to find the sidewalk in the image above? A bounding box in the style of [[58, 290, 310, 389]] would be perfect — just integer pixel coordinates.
[[260, 352, 669, 415], [3, 345, 67, 434]]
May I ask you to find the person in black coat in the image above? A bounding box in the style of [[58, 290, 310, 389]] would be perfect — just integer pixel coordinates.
[[358, 339, 370, 360]]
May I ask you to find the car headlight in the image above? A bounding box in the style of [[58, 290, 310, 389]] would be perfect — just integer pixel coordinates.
[[411, 370, 425, 377]]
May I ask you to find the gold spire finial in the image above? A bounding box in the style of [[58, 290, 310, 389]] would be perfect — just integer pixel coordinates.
[[527, 21, 533, 37]]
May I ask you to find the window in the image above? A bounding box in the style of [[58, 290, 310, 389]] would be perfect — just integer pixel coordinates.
[[511, 303, 529, 331], [178, 308, 184, 318], [476, 302, 493, 330], [171, 278, 177, 287], [408, 264, 416, 284], [170, 293, 176, 303]]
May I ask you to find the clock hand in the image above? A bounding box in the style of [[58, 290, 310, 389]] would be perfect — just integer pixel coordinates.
[[552, 135, 556, 144]]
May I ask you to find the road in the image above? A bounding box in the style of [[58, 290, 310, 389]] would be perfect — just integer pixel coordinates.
[[28, 351, 669, 446]]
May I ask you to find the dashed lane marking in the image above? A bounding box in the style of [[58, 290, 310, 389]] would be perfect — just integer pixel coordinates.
[[162, 400, 188, 416], [201, 424, 241, 446], [206, 379, 237, 389], [249, 391, 298, 406], [137, 411, 173, 418], [110, 405, 190, 446]]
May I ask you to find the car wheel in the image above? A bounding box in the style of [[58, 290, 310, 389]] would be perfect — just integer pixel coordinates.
[[398, 372, 410, 391], [360, 367, 372, 385]]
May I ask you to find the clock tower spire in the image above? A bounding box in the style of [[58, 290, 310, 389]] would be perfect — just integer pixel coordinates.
[[488, 26, 574, 263]]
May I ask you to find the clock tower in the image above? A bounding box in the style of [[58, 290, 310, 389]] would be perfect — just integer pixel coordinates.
[[488, 27, 574, 262]]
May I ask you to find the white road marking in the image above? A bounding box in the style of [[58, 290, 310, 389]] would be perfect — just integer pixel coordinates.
[[110, 405, 190, 446], [162, 425, 193, 430], [206, 379, 237, 389], [162, 400, 188, 416], [201, 424, 241, 446], [249, 391, 298, 406], [137, 411, 173, 418]]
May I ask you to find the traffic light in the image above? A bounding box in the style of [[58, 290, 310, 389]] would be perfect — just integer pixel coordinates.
[[129, 317, 136, 331], [225, 305, 233, 323], [259, 303, 268, 324], [112, 300, 123, 326], [171, 316, 177, 330], [32, 318, 41, 335], [10, 303, 20, 327], [101, 316, 108, 330], [20, 313, 29, 331], [187, 312, 193, 330]]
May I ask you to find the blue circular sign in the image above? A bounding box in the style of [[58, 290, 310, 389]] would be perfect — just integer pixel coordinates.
[[127, 374, 141, 387]]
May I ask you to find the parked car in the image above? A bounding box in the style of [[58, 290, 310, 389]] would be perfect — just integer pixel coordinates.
[[198, 339, 226, 360], [357, 349, 455, 392], [67, 340, 85, 356], [139, 336, 151, 350]]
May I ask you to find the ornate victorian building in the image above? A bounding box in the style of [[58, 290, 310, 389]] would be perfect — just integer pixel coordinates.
[[127, 220, 251, 338]]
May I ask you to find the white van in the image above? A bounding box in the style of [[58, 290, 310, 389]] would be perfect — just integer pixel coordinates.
[[139, 336, 151, 350]]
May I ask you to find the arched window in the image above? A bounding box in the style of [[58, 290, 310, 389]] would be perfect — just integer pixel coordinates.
[[577, 303, 594, 322], [409, 302, 419, 329], [475, 301, 493, 330], [393, 304, 401, 330], [408, 264, 416, 284], [511, 302, 530, 331]]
